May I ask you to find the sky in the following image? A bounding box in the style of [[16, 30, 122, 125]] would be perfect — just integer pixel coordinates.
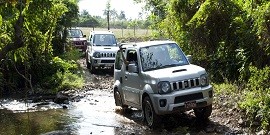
[[78, 0, 146, 19]]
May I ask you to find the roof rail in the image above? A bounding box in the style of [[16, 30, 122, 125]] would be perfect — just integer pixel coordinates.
[[119, 43, 136, 48]]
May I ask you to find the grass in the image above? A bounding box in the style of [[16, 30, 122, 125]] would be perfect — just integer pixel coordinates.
[[79, 27, 153, 39]]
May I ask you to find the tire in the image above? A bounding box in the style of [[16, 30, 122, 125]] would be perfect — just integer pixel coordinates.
[[86, 57, 91, 69], [89, 65, 96, 74], [114, 90, 124, 107], [143, 96, 161, 128], [194, 104, 212, 120], [86, 56, 96, 73], [114, 90, 128, 108]]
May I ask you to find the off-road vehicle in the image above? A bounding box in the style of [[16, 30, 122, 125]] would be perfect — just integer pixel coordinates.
[[67, 28, 87, 52], [113, 41, 213, 128], [86, 31, 118, 73]]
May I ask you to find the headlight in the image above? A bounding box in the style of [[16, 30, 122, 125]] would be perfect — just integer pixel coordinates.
[[93, 52, 101, 58], [158, 81, 171, 94], [200, 74, 209, 87]]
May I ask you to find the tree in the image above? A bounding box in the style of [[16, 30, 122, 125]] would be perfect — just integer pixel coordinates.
[[119, 10, 126, 20], [0, 0, 81, 92], [135, 0, 270, 82], [103, 0, 111, 30], [78, 10, 100, 27]]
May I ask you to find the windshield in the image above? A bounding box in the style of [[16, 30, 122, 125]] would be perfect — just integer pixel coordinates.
[[67, 29, 84, 38], [93, 34, 117, 46], [140, 43, 189, 71]]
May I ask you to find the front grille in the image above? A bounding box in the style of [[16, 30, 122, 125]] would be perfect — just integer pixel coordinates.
[[100, 53, 116, 58], [101, 60, 115, 63], [174, 92, 203, 104], [171, 78, 200, 91]]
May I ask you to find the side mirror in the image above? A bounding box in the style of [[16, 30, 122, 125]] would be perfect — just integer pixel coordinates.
[[128, 63, 138, 73], [186, 55, 192, 63], [83, 35, 86, 38]]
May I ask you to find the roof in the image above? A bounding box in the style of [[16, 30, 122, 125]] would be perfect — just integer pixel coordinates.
[[121, 40, 176, 49]]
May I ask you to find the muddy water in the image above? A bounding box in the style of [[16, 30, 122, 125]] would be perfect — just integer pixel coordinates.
[[66, 90, 152, 135], [0, 89, 159, 135]]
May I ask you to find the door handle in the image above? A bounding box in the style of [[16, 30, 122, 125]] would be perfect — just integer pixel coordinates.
[[124, 75, 127, 79]]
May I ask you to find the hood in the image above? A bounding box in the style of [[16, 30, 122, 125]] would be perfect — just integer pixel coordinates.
[[92, 46, 119, 52], [144, 64, 206, 82]]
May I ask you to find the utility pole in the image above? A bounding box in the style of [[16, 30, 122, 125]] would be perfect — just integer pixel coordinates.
[[107, 10, 110, 30]]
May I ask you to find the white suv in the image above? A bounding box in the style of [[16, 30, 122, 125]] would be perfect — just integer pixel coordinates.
[[113, 40, 213, 128], [86, 31, 118, 73]]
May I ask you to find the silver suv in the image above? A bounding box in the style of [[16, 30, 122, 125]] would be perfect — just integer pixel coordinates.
[[86, 31, 118, 73], [113, 41, 213, 128]]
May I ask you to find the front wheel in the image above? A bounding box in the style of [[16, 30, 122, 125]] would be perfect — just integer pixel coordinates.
[[194, 104, 212, 120], [143, 96, 161, 128], [89, 65, 96, 74], [114, 90, 125, 107], [86, 57, 91, 69]]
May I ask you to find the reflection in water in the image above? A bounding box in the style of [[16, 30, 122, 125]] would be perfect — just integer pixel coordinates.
[[0, 90, 155, 135], [0, 109, 70, 135], [66, 90, 145, 135]]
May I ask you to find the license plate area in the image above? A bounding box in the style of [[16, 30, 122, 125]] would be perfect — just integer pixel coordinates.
[[185, 101, 196, 109]]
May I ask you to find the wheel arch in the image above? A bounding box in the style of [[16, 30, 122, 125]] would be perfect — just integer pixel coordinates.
[[141, 84, 160, 114]]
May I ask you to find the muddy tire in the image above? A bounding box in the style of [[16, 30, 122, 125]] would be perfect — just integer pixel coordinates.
[[89, 65, 96, 74], [114, 90, 127, 108], [194, 104, 212, 120], [143, 96, 161, 128], [86, 57, 91, 69]]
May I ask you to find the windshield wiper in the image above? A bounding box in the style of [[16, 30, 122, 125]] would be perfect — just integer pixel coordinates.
[[161, 64, 180, 68]]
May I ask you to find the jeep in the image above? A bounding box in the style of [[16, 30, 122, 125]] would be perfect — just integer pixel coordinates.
[[86, 31, 118, 73], [67, 28, 87, 52], [113, 41, 213, 128]]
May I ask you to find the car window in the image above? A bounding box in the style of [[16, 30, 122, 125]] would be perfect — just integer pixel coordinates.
[[140, 43, 189, 71], [68, 29, 83, 38], [93, 34, 117, 46], [115, 51, 123, 70]]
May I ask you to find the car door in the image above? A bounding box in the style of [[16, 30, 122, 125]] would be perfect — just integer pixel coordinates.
[[122, 50, 141, 105]]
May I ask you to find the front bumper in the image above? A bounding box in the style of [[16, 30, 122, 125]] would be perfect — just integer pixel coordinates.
[[150, 85, 213, 115], [91, 57, 115, 67]]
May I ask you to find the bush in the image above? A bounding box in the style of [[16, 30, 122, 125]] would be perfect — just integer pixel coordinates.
[[39, 55, 83, 93], [239, 66, 270, 130], [46, 70, 83, 93]]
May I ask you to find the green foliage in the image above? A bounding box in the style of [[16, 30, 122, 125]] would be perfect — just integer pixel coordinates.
[[58, 71, 83, 91], [213, 83, 238, 96], [239, 90, 270, 130], [138, 0, 270, 82], [52, 0, 79, 55], [239, 66, 270, 130], [247, 66, 270, 91], [60, 48, 81, 61], [0, 0, 83, 94], [41, 56, 83, 92], [52, 57, 78, 72]]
